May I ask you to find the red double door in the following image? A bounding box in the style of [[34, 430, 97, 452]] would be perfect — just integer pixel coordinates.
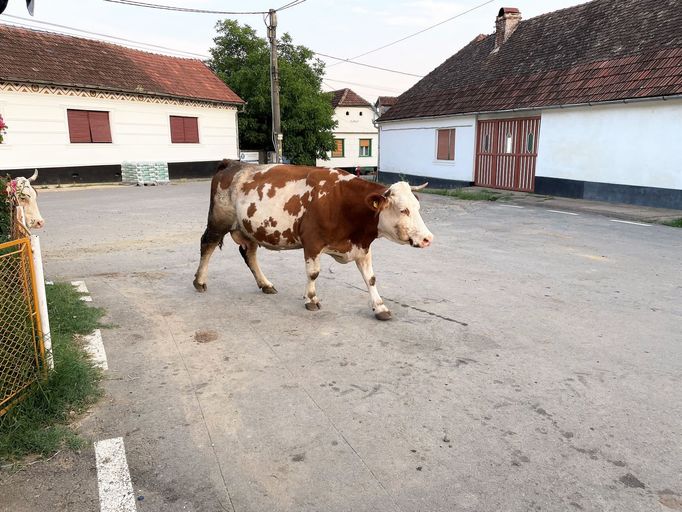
[[475, 117, 541, 192]]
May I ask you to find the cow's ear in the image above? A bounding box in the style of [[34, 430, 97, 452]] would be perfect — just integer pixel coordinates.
[[366, 193, 389, 212]]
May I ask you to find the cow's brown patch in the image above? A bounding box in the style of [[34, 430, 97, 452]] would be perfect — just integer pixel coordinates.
[[194, 330, 218, 343], [284, 195, 303, 216], [300, 191, 312, 209], [266, 231, 281, 245], [369, 276, 376, 286], [240, 172, 263, 193], [268, 217, 278, 227], [247, 202, 257, 218], [281, 228, 296, 244], [242, 219, 253, 233]]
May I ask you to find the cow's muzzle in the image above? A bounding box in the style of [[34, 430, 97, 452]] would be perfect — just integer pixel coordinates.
[[410, 234, 433, 248]]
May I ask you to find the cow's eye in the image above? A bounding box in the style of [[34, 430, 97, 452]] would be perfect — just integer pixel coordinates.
[[401, 208, 410, 216]]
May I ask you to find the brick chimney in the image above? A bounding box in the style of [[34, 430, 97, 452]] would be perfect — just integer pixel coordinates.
[[493, 7, 521, 53]]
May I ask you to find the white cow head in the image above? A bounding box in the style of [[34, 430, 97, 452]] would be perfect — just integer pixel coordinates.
[[5, 170, 44, 229], [368, 182, 433, 248]]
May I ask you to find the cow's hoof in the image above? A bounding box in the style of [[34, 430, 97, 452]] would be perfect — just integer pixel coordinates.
[[305, 302, 321, 311], [375, 311, 392, 321], [262, 286, 278, 294], [193, 280, 207, 292]]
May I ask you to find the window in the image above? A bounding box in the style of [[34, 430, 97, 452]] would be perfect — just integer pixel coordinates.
[[170, 116, 199, 143], [67, 109, 112, 143], [526, 132, 535, 153], [505, 131, 514, 153], [359, 139, 372, 157], [332, 138, 344, 158], [436, 128, 455, 161]]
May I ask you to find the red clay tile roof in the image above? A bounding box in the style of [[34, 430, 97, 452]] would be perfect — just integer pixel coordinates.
[[376, 96, 398, 107], [331, 88, 372, 108], [380, 0, 682, 121], [0, 25, 244, 104]]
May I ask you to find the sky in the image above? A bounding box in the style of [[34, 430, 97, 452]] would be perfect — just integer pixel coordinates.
[[0, 0, 591, 103]]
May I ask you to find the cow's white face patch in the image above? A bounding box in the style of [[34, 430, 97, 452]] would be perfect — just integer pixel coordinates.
[[377, 182, 433, 248], [8, 177, 44, 229]]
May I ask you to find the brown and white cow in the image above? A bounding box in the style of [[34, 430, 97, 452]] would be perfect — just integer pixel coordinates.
[[5, 170, 44, 229], [193, 160, 433, 320]]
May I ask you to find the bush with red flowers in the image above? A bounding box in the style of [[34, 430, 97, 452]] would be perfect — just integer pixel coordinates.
[[0, 114, 7, 144]]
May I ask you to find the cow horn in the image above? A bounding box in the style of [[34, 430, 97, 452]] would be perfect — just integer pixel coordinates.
[[29, 169, 39, 182], [410, 182, 428, 191]]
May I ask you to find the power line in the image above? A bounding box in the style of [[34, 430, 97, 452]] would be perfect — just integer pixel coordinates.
[[277, 0, 307, 11], [314, 52, 423, 78], [5, 12, 424, 78], [1, 15, 209, 59], [103, 0, 308, 15], [323, 77, 404, 94], [329, 0, 495, 67], [103, 0, 269, 14]]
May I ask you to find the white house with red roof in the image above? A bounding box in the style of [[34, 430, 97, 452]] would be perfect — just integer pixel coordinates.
[[0, 25, 244, 184], [316, 88, 378, 173], [378, 0, 682, 209]]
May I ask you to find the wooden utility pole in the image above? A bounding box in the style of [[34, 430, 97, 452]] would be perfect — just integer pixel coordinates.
[[267, 8, 283, 163]]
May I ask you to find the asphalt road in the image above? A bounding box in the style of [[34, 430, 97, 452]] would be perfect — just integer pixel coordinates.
[[1, 181, 681, 512]]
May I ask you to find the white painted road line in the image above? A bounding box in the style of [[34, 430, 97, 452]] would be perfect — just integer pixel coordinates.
[[496, 204, 525, 209], [83, 329, 108, 370], [71, 280, 89, 293], [94, 437, 137, 512], [71, 280, 93, 301], [547, 209, 579, 216], [610, 219, 652, 227]]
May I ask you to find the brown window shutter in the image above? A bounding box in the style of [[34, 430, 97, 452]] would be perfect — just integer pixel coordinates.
[[170, 116, 185, 143], [67, 109, 91, 143], [436, 129, 449, 160], [448, 129, 456, 160], [183, 117, 199, 143], [88, 111, 112, 143]]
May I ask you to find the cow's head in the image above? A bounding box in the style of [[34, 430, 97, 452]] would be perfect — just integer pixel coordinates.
[[368, 182, 433, 248], [5, 170, 44, 229]]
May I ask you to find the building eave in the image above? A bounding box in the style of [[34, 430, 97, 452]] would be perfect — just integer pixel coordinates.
[[377, 94, 682, 124], [0, 78, 245, 107]]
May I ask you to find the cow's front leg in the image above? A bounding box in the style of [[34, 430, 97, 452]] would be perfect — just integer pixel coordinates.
[[304, 252, 322, 311], [356, 250, 391, 320]]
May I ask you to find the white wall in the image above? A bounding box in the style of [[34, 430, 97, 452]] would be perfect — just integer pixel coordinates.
[[536, 99, 682, 190], [316, 105, 378, 168], [0, 89, 239, 169], [378, 116, 476, 182]]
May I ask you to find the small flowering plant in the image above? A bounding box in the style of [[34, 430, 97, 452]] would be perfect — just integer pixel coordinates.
[[0, 114, 7, 144]]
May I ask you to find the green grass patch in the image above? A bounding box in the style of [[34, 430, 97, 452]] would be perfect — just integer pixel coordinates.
[[0, 283, 105, 463], [423, 188, 510, 201], [662, 218, 682, 228]]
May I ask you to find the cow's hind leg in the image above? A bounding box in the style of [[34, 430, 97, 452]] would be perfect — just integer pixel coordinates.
[[303, 252, 322, 311], [239, 240, 277, 294], [356, 249, 391, 320], [193, 227, 226, 292]]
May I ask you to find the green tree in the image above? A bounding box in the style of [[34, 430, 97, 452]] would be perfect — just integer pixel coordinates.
[[209, 20, 336, 165]]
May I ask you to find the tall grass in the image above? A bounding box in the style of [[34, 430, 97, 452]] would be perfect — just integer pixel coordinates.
[[0, 283, 104, 463]]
